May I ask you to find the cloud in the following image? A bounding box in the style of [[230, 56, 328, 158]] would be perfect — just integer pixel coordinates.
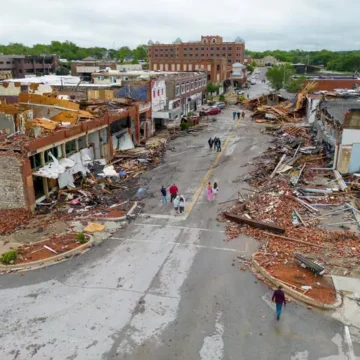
[[0, 0, 359, 50]]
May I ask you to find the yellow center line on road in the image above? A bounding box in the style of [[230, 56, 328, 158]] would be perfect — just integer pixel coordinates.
[[185, 118, 241, 216]]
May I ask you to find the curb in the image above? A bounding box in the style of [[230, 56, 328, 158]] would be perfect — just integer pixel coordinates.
[[251, 253, 342, 309], [91, 202, 138, 221], [0, 235, 93, 273]]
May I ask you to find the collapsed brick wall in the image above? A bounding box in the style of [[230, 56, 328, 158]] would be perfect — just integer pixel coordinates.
[[0, 154, 27, 209]]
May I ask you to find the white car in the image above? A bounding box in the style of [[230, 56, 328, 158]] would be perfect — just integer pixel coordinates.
[[250, 79, 256, 85]]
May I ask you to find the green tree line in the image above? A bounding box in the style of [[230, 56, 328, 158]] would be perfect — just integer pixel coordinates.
[[0, 41, 148, 63], [246, 49, 360, 73]]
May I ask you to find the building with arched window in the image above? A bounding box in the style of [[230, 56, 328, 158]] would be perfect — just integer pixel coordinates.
[[147, 35, 245, 86]]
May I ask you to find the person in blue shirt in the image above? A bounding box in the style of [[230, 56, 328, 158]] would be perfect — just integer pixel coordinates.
[[160, 185, 167, 205]]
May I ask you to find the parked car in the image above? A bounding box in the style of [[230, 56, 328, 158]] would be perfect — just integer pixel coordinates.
[[215, 102, 226, 109], [236, 90, 245, 95], [250, 79, 256, 85], [203, 107, 221, 115]]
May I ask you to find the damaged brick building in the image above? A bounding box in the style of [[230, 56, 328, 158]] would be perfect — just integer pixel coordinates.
[[0, 91, 152, 211]]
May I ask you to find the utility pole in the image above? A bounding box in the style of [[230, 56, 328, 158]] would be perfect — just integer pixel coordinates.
[[283, 64, 286, 89]]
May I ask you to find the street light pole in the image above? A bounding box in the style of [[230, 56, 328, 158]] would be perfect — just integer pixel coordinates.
[[283, 64, 286, 89]]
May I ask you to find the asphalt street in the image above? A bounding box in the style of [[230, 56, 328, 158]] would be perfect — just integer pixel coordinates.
[[0, 73, 359, 360]]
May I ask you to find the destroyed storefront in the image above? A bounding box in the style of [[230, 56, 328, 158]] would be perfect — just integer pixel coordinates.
[[312, 98, 360, 173], [0, 94, 151, 211]]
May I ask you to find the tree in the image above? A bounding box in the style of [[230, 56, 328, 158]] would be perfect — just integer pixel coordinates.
[[246, 63, 255, 73], [133, 45, 148, 61], [56, 67, 70, 76], [286, 76, 306, 93], [207, 82, 220, 94], [266, 65, 295, 91], [118, 46, 132, 61]]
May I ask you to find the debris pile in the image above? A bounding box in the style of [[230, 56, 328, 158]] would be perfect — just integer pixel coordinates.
[[224, 122, 360, 299]]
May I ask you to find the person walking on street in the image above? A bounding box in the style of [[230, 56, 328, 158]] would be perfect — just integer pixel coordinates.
[[161, 185, 167, 205], [232, 111, 236, 120], [272, 285, 286, 320], [169, 183, 179, 203], [179, 195, 185, 214], [237, 111, 240, 120], [217, 138, 222, 152], [212, 182, 219, 200], [207, 182, 213, 201], [213, 137, 218, 151], [242, 111, 245, 118], [208, 137, 214, 150], [173, 195, 180, 215]]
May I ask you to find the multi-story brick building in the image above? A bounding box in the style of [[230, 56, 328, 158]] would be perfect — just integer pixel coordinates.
[[147, 35, 245, 84], [0, 55, 58, 78]]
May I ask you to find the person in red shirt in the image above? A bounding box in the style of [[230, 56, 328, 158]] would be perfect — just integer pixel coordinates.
[[169, 183, 179, 203], [272, 285, 286, 320]]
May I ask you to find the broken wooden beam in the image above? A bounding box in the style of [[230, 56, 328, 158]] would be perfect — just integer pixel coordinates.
[[263, 232, 327, 248], [270, 154, 286, 178], [224, 212, 285, 234]]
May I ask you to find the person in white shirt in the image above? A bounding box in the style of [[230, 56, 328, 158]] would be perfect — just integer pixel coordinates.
[[173, 195, 180, 214], [212, 182, 219, 200]]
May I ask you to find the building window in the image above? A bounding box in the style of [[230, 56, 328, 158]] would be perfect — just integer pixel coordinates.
[[155, 49, 158, 52], [212, 38, 216, 43], [181, 84, 185, 94], [201, 47, 205, 50], [195, 47, 198, 50], [191, 81, 194, 90], [153, 90, 156, 98], [216, 53, 220, 57], [203, 39, 207, 43], [170, 54, 174, 57], [176, 85, 180, 96], [228, 53, 232, 57], [170, 48, 174, 52], [228, 59, 232, 63], [189, 53, 193, 57], [155, 54, 158, 57], [165, 54, 168, 57], [30, 153, 42, 170], [216, 47, 220, 50], [210, 53, 214, 57], [184, 47, 187, 50], [189, 47, 193, 50], [217, 65, 220, 71], [210, 47, 214, 51], [159, 48, 163, 51], [228, 47, 232, 50], [161, 89, 164, 95], [65, 140, 77, 155], [186, 82, 190, 92], [195, 54, 199, 57], [223, 47, 226, 50], [165, 48, 168, 51], [184, 54, 187, 57], [201, 54, 204, 57], [158, 90, 160, 96]]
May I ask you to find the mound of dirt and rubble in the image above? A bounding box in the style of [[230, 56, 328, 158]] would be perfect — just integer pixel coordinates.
[[222, 120, 360, 305]]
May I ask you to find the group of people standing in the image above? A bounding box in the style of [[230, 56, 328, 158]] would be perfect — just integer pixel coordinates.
[[160, 183, 185, 214], [208, 137, 222, 152], [206, 181, 219, 201], [233, 111, 245, 120]]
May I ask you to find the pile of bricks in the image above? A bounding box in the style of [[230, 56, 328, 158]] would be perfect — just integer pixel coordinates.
[[0, 209, 32, 235]]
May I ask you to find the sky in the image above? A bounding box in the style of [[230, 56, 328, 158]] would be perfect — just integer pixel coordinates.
[[1, 0, 359, 51]]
